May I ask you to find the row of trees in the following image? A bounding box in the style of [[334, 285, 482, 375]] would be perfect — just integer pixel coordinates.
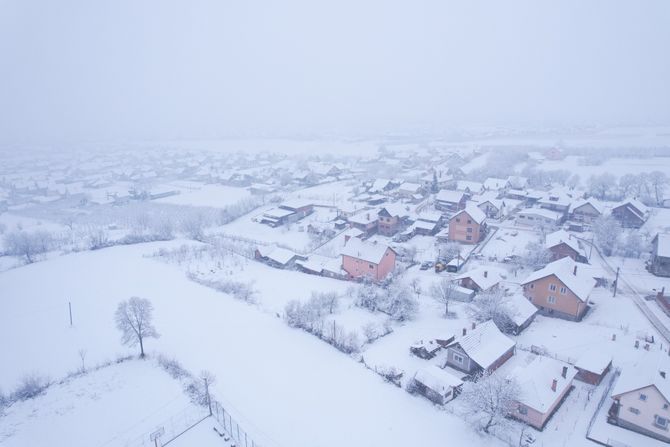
[[587, 171, 668, 204]]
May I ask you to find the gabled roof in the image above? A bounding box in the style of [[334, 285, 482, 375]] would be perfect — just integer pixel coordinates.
[[399, 182, 422, 193], [521, 257, 596, 302], [511, 355, 576, 413], [450, 205, 487, 225], [575, 350, 612, 375], [449, 320, 515, 370], [455, 266, 506, 291], [545, 230, 580, 254], [456, 180, 484, 193], [413, 365, 463, 394], [613, 198, 649, 219], [256, 245, 300, 265], [435, 189, 465, 204], [348, 210, 378, 225], [341, 238, 393, 265], [370, 178, 391, 192], [569, 198, 604, 215], [280, 199, 313, 211], [517, 208, 564, 221], [612, 355, 670, 402], [506, 293, 539, 327]]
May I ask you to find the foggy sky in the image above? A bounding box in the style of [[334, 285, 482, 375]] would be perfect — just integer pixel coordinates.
[[1, 0, 669, 144]]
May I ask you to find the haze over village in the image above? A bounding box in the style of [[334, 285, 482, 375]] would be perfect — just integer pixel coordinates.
[[1, 2, 670, 447]]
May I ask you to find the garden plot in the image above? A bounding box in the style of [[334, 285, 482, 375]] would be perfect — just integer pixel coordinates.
[[220, 205, 340, 253], [480, 226, 539, 261], [0, 359, 208, 447]]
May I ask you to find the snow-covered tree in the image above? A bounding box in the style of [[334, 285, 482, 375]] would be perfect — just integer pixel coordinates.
[[356, 279, 381, 312], [438, 241, 461, 261], [519, 241, 552, 271], [115, 297, 159, 358], [592, 215, 621, 256], [460, 372, 521, 434], [431, 278, 457, 317], [384, 284, 418, 321], [618, 173, 640, 199], [470, 289, 516, 334], [588, 173, 616, 200], [3, 230, 53, 263], [649, 171, 668, 205]]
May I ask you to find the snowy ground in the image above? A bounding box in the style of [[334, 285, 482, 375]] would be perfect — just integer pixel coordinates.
[[0, 359, 208, 447], [154, 184, 252, 209], [0, 242, 504, 447]]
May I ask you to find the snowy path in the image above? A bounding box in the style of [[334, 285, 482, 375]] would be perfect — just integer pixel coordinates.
[[0, 242, 500, 447]]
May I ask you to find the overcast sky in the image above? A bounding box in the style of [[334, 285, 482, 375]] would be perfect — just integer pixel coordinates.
[[1, 0, 669, 144]]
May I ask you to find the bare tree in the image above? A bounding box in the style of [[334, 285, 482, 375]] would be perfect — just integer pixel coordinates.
[[593, 215, 621, 256], [114, 297, 159, 358], [460, 371, 521, 434], [519, 241, 552, 271], [409, 278, 422, 300], [649, 171, 668, 205], [4, 230, 53, 263], [78, 348, 87, 372], [431, 278, 457, 317], [470, 290, 516, 334]]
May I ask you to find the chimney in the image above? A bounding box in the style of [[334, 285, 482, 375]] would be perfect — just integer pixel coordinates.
[[471, 322, 476, 330], [658, 287, 666, 300], [562, 366, 568, 378], [573, 265, 577, 276], [661, 371, 667, 379], [462, 328, 467, 336], [551, 379, 557, 392], [483, 271, 488, 278], [366, 213, 370, 220]]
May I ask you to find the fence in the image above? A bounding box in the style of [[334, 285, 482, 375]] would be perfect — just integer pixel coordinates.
[[121, 404, 209, 447], [211, 400, 268, 447]]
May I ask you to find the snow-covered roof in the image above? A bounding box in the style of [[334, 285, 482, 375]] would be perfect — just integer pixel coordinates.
[[348, 210, 378, 225], [256, 245, 300, 265], [263, 207, 296, 219], [517, 208, 564, 221], [483, 178, 509, 190], [545, 230, 580, 254], [280, 199, 313, 211], [451, 205, 487, 225], [614, 198, 649, 218], [399, 182, 422, 193], [569, 198, 604, 215], [417, 211, 442, 223], [654, 233, 670, 258], [521, 257, 596, 302], [512, 355, 577, 413], [296, 255, 345, 276], [506, 293, 539, 327], [341, 238, 392, 265], [612, 355, 670, 401], [413, 365, 463, 394], [379, 203, 410, 219], [456, 180, 483, 192], [413, 220, 437, 231], [575, 350, 612, 375], [455, 266, 506, 291], [435, 189, 465, 204], [450, 320, 515, 370], [370, 178, 391, 192]]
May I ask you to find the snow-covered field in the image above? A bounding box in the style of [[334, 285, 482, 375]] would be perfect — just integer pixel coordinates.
[[155, 184, 252, 209]]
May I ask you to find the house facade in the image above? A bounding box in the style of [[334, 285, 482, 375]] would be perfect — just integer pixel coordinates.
[[609, 376, 670, 443], [611, 199, 649, 229], [341, 238, 396, 281], [448, 206, 487, 244], [650, 233, 670, 277], [521, 258, 595, 321]]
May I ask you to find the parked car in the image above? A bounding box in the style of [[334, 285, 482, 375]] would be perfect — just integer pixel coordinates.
[[420, 261, 434, 270]]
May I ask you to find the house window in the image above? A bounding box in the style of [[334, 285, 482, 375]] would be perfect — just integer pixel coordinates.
[[467, 219, 472, 224], [629, 407, 640, 415], [560, 286, 567, 295], [466, 227, 473, 233], [369, 263, 374, 269], [640, 393, 648, 401], [655, 415, 669, 429], [549, 284, 557, 292], [466, 235, 472, 241], [664, 403, 669, 410], [456, 218, 461, 223], [548, 296, 557, 304], [518, 405, 528, 415], [453, 353, 464, 364], [529, 283, 535, 289]]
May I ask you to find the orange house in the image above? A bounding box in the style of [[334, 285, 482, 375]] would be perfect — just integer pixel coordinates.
[[341, 238, 396, 282], [448, 206, 487, 244], [521, 257, 595, 321]]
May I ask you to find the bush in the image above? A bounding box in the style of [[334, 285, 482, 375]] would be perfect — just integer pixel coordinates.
[[11, 373, 51, 401], [156, 355, 189, 379]]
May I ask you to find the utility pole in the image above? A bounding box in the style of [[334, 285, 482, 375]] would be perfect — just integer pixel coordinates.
[[613, 267, 620, 297], [68, 301, 73, 326], [589, 235, 594, 260]]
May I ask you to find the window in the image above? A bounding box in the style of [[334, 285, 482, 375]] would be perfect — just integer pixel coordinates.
[[629, 407, 640, 415], [453, 354, 464, 364], [549, 284, 557, 292], [467, 219, 472, 224], [655, 415, 668, 429], [369, 263, 374, 269], [466, 235, 472, 241], [455, 218, 461, 223], [466, 227, 473, 233], [640, 393, 648, 401], [560, 286, 567, 295], [548, 296, 557, 304], [664, 403, 669, 410], [529, 283, 535, 289], [518, 405, 528, 415]]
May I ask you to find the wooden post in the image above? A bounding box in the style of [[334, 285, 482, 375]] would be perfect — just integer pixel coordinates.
[[613, 267, 620, 297], [68, 301, 73, 326]]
